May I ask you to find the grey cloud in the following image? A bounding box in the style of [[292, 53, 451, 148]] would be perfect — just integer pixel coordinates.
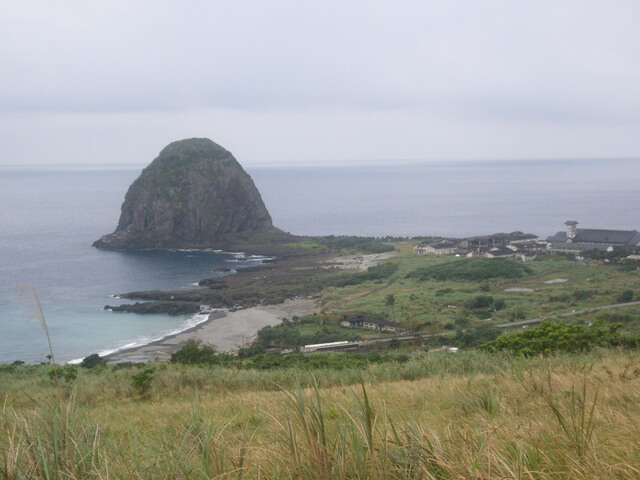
[[1, 1, 639, 120], [1, 1, 639, 165]]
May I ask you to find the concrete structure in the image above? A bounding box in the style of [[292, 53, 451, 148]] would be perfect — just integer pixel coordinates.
[[340, 314, 401, 332], [415, 231, 542, 259], [546, 221, 640, 252], [300, 341, 359, 353], [413, 239, 458, 255]]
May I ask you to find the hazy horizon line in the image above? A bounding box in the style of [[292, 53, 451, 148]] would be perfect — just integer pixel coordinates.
[[1, 156, 639, 171]]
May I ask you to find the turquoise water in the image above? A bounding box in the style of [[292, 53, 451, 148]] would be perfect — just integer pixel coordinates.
[[1, 159, 639, 363], [0, 168, 266, 363]]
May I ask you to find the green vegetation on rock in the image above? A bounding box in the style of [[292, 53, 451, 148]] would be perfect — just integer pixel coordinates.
[[93, 138, 277, 250]]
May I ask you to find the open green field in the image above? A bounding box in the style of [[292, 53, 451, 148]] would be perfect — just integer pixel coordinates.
[[317, 245, 640, 334]]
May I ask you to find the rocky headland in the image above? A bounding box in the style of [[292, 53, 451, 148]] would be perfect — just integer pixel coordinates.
[[93, 138, 284, 250], [92, 137, 396, 353]]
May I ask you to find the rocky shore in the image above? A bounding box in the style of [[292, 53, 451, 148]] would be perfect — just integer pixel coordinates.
[[101, 250, 398, 363], [100, 250, 396, 363]]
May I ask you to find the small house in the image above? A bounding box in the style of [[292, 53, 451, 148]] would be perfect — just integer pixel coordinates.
[[413, 239, 458, 255], [341, 314, 401, 332]]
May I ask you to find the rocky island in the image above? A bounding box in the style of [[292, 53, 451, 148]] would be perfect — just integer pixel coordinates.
[[93, 137, 395, 335], [93, 138, 281, 250]]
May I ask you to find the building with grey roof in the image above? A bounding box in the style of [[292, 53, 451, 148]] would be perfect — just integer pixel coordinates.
[[546, 221, 640, 252]]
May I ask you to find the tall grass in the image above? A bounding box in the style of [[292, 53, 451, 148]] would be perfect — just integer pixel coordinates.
[[2, 350, 640, 478]]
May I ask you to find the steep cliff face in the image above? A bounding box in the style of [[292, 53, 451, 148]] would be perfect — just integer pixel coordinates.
[[93, 138, 274, 249]]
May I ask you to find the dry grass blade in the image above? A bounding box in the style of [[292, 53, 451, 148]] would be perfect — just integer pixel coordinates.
[[19, 284, 55, 365]]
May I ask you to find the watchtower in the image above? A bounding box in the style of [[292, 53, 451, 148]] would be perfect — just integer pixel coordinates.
[[565, 220, 578, 241]]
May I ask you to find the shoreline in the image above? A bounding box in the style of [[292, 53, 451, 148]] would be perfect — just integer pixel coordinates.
[[100, 251, 393, 363], [99, 310, 227, 363], [103, 297, 318, 363]]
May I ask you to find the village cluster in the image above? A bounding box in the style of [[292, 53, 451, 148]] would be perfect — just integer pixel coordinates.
[[413, 220, 640, 259], [336, 220, 640, 337]]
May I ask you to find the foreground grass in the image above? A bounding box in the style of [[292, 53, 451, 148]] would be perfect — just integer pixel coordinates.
[[2, 349, 640, 479]]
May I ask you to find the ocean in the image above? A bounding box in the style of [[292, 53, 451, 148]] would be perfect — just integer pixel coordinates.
[[1, 159, 639, 363]]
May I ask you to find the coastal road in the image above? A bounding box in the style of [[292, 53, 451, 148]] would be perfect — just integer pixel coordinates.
[[494, 300, 640, 328]]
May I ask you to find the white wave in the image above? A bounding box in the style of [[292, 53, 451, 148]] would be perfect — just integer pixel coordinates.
[[68, 312, 221, 364], [247, 255, 274, 260]]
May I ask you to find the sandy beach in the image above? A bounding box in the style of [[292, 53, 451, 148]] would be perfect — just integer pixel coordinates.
[[104, 297, 318, 363], [102, 252, 395, 363]]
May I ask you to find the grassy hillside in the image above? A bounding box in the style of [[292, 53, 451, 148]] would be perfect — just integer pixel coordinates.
[[2, 350, 640, 478], [3, 246, 639, 478], [317, 245, 640, 334]]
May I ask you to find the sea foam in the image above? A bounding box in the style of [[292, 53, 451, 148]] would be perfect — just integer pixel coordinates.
[[68, 312, 220, 364]]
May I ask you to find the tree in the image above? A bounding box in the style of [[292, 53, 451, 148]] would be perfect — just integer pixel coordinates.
[[170, 340, 217, 364], [617, 290, 634, 303], [384, 293, 396, 322], [48, 365, 77, 383], [131, 368, 155, 398], [80, 353, 106, 369], [467, 295, 494, 310]]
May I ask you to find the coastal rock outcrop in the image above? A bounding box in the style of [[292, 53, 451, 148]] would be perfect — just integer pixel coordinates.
[[93, 138, 275, 249]]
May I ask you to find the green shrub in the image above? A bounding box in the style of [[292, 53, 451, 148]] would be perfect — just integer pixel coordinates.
[[131, 368, 155, 397], [255, 323, 361, 349], [511, 309, 527, 320], [244, 352, 384, 370], [454, 317, 470, 327], [435, 288, 453, 297], [452, 325, 501, 348], [338, 262, 399, 286], [80, 353, 106, 369], [48, 365, 78, 383], [170, 340, 216, 364], [572, 289, 595, 300], [407, 258, 532, 282], [315, 235, 394, 253], [171, 340, 234, 364], [549, 294, 570, 302], [617, 290, 634, 303], [237, 343, 267, 358], [467, 295, 494, 309], [480, 320, 640, 356]]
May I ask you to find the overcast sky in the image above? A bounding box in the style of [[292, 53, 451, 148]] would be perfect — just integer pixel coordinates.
[[1, 1, 639, 166]]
